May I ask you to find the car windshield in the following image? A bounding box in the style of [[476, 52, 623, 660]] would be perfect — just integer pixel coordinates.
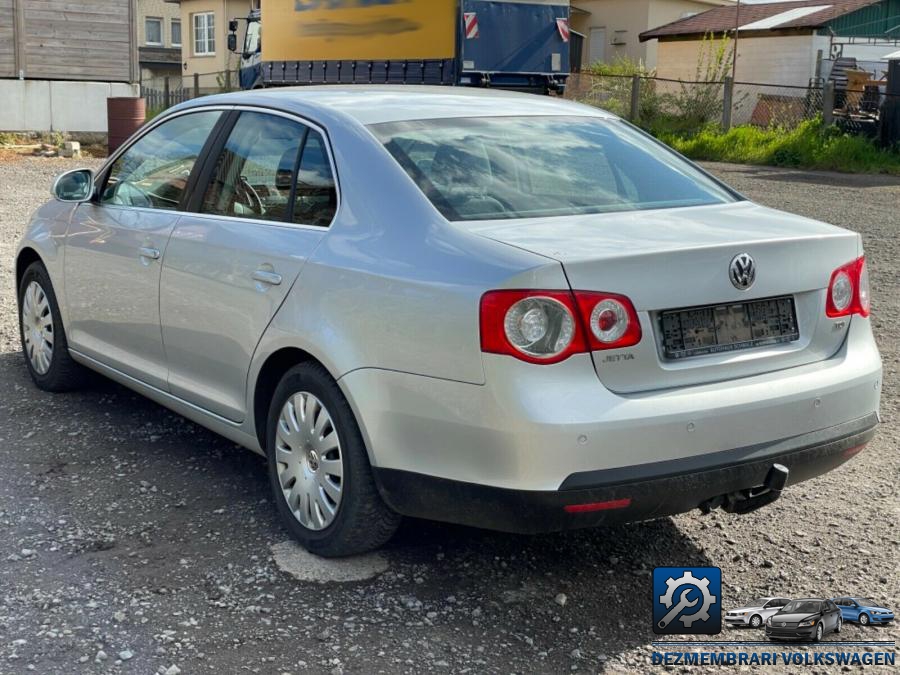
[[782, 601, 821, 614], [369, 115, 737, 222], [752, 598, 769, 607], [853, 598, 876, 606]]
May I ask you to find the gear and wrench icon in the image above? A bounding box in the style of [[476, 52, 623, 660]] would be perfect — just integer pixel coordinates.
[[658, 570, 717, 628]]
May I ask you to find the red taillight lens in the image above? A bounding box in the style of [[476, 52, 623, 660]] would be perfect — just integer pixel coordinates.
[[480, 289, 641, 364], [480, 290, 585, 364], [575, 292, 642, 350], [826, 256, 870, 318]]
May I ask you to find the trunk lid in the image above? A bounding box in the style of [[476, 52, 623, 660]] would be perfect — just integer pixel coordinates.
[[465, 202, 860, 392]]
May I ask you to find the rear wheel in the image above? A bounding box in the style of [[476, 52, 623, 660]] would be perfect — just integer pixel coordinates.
[[265, 363, 400, 557], [836, 617, 842, 633], [17, 262, 88, 392]]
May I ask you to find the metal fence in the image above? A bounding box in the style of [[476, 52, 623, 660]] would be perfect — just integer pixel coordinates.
[[565, 72, 896, 138], [140, 70, 242, 114]]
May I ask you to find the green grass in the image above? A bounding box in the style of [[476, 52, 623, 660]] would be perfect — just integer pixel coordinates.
[[655, 119, 900, 175]]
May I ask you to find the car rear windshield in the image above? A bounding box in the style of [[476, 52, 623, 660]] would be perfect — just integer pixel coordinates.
[[369, 115, 737, 221]]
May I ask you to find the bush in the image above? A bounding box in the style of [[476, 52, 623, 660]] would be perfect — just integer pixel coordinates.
[[658, 118, 900, 175]]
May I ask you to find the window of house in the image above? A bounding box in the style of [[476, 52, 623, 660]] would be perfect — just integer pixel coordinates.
[[193, 12, 215, 55], [172, 20, 182, 47], [145, 17, 163, 46]]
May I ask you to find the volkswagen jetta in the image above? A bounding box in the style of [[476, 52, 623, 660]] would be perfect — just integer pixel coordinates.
[[15, 87, 881, 556]]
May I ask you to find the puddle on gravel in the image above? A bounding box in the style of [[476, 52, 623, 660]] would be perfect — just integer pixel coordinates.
[[270, 540, 389, 583]]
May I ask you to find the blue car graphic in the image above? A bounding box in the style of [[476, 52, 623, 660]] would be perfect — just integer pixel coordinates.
[[832, 597, 895, 625]]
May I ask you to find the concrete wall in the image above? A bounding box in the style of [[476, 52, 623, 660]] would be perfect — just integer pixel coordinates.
[[0, 80, 140, 133]]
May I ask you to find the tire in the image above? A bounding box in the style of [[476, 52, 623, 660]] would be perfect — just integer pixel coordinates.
[[859, 613, 870, 626], [750, 614, 763, 628], [836, 617, 842, 634], [813, 622, 823, 642], [265, 362, 401, 557], [17, 262, 88, 392]]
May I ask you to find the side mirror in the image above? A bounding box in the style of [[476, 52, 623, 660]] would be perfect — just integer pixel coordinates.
[[229, 19, 238, 33], [52, 168, 94, 202], [227, 33, 238, 53]]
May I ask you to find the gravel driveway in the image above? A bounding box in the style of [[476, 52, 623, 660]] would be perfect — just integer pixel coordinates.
[[0, 157, 897, 674]]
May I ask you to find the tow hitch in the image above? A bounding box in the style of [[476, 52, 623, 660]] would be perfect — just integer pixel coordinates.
[[699, 463, 789, 515]]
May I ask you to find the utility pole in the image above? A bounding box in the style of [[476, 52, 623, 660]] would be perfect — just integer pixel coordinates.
[[731, 0, 741, 82]]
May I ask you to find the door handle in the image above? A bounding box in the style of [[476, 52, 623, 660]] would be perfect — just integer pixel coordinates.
[[252, 270, 283, 286], [139, 247, 161, 260]]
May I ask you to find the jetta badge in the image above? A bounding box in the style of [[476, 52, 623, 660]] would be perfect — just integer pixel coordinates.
[[729, 253, 756, 290]]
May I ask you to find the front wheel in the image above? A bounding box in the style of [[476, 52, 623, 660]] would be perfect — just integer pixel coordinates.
[[813, 623, 824, 642], [750, 615, 762, 628], [265, 363, 401, 557], [859, 613, 870, 626], [17, 262, 89, 391]]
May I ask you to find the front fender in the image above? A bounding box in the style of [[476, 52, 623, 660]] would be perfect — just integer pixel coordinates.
[[16, 200, 76, 324]]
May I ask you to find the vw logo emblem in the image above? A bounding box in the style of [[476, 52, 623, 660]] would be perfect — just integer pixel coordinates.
[[780, 622, 786, 627], [729, 253, 756, 290]]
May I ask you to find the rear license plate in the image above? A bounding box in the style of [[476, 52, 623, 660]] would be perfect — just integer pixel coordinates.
[[660, 296, 799, 360]]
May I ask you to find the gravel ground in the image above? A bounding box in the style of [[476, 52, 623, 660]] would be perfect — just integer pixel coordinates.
[[0, 157, 897, 674]]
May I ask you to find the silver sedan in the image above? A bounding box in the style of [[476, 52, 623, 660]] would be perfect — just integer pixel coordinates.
[[15, 87, 881, 556]]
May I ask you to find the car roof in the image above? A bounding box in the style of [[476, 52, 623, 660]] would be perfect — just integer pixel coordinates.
[[176, 85, 616, 127]]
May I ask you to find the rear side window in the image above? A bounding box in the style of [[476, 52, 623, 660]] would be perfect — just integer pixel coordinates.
[[199, 112, 337, 227], [292, 130, 338, 227], [102, 111, 221, 210], [201, 112, 306, 223]]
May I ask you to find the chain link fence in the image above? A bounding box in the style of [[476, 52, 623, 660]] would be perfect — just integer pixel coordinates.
[[566, 73, 827, 131]]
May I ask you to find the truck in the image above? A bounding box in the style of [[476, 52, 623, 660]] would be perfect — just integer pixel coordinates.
[[228, 0, 572, 94]]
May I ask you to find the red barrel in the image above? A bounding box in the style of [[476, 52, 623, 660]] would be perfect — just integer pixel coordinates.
[[107, 97, 146, 155]]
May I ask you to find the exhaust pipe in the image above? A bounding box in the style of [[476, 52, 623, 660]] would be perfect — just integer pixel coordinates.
[[699, 463, 790, 515]]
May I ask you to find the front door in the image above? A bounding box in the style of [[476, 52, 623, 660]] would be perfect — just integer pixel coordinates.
[[160, 110, 338, 421], [64, 111, 224, 389]]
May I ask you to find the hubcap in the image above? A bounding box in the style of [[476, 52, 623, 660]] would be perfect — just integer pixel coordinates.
[[274, 392, 343, 531], [21, 281, 54, 375]]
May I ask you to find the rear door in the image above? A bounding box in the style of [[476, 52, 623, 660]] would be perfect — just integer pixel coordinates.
[[159, 109, 337, 421], [461, 0, 570, 75]]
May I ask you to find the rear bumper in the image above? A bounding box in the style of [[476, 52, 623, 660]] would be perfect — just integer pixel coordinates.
[[373, 413, 877, 533]]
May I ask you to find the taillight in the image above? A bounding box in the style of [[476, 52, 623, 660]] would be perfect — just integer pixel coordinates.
[[575, 292, 642, 350], [826, 257, 870, 318], [480, 289, 641, 364]]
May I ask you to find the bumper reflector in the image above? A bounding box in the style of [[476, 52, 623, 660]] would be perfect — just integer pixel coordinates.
[[842, 443, 867, 458], [564, 498, 631, 514]]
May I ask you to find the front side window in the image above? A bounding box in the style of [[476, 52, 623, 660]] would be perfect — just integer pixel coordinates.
[[101, 111, 221, 210], [193, 12, 215, 55], [244, 20, 261, 54], [370, 115, 736, 221], [172, 20, 182, 47], [145, 17, 162, 46], [201, 112, 306, 222]]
